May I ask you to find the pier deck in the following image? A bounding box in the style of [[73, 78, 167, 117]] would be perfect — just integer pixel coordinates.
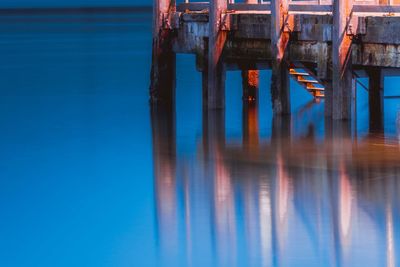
[[150, 0, 400, 121]]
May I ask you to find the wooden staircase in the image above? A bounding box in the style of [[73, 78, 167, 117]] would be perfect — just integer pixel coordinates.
[[289, 68, 325, 99]]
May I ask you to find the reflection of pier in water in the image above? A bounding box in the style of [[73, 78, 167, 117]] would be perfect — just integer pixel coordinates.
[[151, 104, 400, 266]]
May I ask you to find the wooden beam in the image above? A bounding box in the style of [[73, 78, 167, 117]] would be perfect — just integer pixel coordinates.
[[149, 0, 176, 105], [332, 0, 353, 120], [271, 0, 291, 115], [205, 0, 228, 109]]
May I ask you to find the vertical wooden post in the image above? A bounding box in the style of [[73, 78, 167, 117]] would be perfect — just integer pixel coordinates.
[[271, 0, 291, 115], [367, 68, 384, 133], [242, 70, 259, 101], [205, 0, 228, 109], [149, 0, 176, 105], [332, 0, 353, 120]]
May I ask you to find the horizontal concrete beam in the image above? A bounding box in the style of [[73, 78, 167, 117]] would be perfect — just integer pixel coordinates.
[[228, 3, 271, 11], [359, 17, 400, 44], [177, 2, 209, 12], [289, 4, 332, 13], [353, 5, 400, 13]]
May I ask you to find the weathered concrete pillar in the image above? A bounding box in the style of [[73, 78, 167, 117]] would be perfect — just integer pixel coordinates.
[[242, 70, 259, 101], [332, 0, 353, 120], [315, 42, 333, 117], [149, 0, 176, 105], [367, 68, 384, 133], [271, 0, 291, 115], [205, 0, 228, 109]]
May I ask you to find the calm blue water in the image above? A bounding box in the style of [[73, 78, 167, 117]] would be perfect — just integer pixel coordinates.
[[1, 9, 400, 267]]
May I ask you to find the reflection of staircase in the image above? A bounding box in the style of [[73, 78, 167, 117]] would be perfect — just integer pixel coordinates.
[[290, 68, 325, 98]]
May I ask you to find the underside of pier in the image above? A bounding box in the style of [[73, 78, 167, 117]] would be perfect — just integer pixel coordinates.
[[150, 0, 400, 121]]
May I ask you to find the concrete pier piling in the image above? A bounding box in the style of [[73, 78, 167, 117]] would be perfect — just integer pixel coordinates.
[[270, 0, 291, 115], [242, 70, 259, 101], [367, 68, 384, 132], [149, 0, 176, 105], [150, 0, 400, 121], [206, 0, 228, 109], [332, 0, 353, 120]]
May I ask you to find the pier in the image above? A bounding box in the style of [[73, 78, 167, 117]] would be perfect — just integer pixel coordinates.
[[149, 0, 400, 120]]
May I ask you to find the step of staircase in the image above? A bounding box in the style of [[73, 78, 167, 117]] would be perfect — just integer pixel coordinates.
[[289, 68, 325, 99]]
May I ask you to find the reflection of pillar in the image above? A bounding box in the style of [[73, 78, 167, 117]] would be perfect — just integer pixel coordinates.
[[202, 109, 236, 266], [242, 70, 259, 101], [202, 109, 225, 158], [270, 152, 290, 267], [259, 179, 272, 267], [367, 68, 384, 133], [270, 114, 291, 266], [243, 101, 259, 149], [270, 0, 290, 115], [149, 0, 176, 104], [272, 115, 291, 141], [150, 105, 178, 254], [386, 203, 395, 267]]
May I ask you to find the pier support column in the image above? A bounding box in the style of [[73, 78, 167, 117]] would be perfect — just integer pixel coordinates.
[[205, 0, 227, 109], [332, 0, 353, 120], [242, 70, 259, 101], [271, 0, 291, 115], [367, 68, 384, 133], [149, 0, 176, 105]]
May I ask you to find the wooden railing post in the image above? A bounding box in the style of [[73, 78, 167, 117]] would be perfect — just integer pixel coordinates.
[[270, 0, 291, 115], [149, 0, 176, 105], [205, 0, 228, 109], [332, 0, 353, 120]]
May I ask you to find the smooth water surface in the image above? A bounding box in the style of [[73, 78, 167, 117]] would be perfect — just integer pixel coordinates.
[[1, 9, 400, 267]]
